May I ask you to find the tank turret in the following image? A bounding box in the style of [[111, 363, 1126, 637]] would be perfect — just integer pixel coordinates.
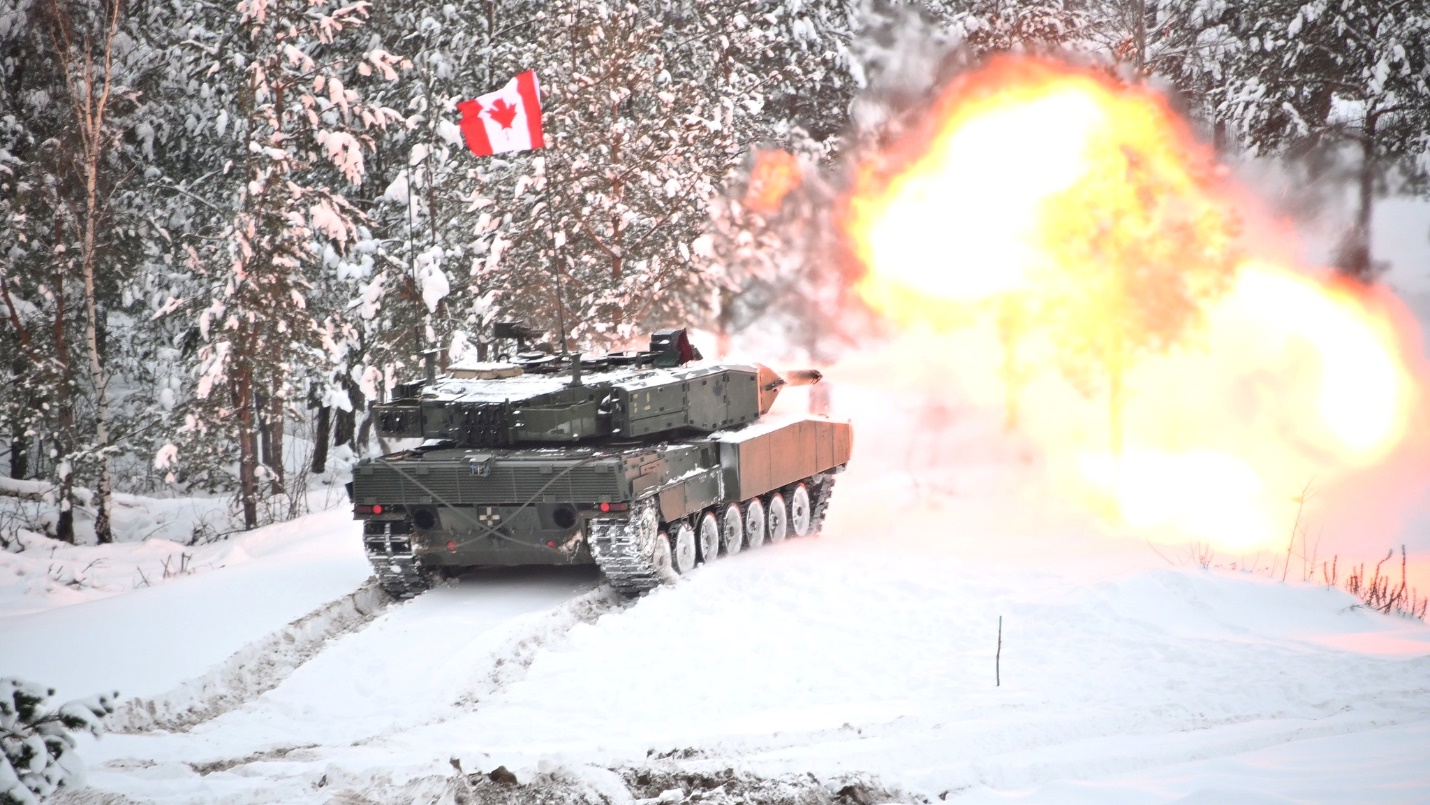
[[352, 326, 852, 598]]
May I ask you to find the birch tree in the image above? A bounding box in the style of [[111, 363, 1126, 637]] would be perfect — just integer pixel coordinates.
[[44, 0, 134, 542]]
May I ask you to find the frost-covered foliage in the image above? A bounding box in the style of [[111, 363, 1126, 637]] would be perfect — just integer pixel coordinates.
[[351, 0, 862, 361], [0, 0, 156, 542], [1204, 0, 1430, 280], [3, 0, 1427, 535], [0, 678, 117, 805], [150, 0, 406, 527]]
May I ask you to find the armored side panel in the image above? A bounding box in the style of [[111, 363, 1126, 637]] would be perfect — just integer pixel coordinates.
[[613, 367, 760, 438], [716, 418, 854, 502], [644, 443, 724, 523]]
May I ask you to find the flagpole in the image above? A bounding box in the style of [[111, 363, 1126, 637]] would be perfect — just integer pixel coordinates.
[[458, 67, 562, 351], [541, 156, 569, 354], [406, 140, 423, 372]]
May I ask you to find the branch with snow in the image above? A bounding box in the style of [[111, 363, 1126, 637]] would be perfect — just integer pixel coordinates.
[[1, 679, 118, 805]]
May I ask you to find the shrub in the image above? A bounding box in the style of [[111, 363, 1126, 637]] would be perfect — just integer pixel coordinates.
[[0, 679, 118, 805]]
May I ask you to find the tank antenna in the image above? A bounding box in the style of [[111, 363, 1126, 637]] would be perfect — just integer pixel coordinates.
[[553, 255, 569, 355]]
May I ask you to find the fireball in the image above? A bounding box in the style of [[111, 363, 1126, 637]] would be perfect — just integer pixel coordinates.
[[840, 56, 1425, 551], [745, 150, 803, 213]]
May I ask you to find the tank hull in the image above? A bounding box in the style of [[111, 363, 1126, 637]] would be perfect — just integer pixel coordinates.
[[353, 417, 852, 590]]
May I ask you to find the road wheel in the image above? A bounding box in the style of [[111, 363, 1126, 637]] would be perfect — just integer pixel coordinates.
[[767, 492, 788, 545], [651, 528, 674, 582], [744, 498, 766, 549], [789, 482, 812, 537], [697, 511, 720, 563], [720, 503, 744, 555], [671, 521, 697, 574]]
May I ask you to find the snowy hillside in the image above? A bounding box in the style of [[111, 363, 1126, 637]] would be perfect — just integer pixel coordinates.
[[3, 372, 1428, 804]]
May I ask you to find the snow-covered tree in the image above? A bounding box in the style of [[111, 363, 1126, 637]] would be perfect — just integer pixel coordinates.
[[1034, 130, 1242, 454], [1211, 0, 1430, 281], [44, 0, 139, 543], [0, 0, 154, 542], [181, 0, 404, 527], [353, 0, 539, 385], [513, 2, 736, 345], [0, 678, 116, 805]]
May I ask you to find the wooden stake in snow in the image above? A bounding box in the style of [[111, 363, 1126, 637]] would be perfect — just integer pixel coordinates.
[[996, 615, 1002, 687]]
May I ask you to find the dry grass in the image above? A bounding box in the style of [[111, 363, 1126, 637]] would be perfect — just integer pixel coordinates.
[[1331, 546, 1428, 621]]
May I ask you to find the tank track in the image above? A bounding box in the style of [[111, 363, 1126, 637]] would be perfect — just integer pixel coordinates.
[[805, 472, 838, 536], [588, 500, 673, 597], [364, 522, 433, 600], [591, 472, 842, 595]]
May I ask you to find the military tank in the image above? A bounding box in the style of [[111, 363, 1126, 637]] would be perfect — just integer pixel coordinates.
[[350, 324, 852, 597]]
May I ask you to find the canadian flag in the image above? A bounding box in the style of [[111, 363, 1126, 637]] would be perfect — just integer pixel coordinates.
[[457, 71, 546, 157]]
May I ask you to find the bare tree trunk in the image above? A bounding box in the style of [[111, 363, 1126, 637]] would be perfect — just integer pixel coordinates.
[[5, 269, 43, 485], [716, 287, 734, 358], [1131, 0, 1146, 71], [9, 358, 29, 479], [83, 265, 112, 544], [56, 396, 76, 543], [357, 412, 377, 456], [268, 394, 284, 495], [256, 387, 273, 471], [609, 108, 624, 281], [9, 418, 28, 480], [53, 253, 76, 544], [234, 362, 259, 529], [1337, 117, 1377, 283], [311, 403, 331, 474], [334, 406, 355, 450]]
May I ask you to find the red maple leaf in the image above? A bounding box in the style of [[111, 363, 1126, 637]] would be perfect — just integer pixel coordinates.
[[486, 97, 519, 130]]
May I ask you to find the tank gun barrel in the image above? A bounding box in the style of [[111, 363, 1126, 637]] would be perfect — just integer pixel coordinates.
[[754, 365, 822, 414], [785, 369, 823, 387]]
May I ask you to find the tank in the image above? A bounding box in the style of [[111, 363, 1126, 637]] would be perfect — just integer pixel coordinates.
[[350, 325, 853, 597]]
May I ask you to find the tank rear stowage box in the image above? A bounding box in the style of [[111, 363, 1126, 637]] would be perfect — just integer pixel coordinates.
[[350, 327, 852, 597]]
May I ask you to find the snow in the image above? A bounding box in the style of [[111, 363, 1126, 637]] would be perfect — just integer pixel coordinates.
[[0, 509, 370, 701], [3, 372, 1429, 803]]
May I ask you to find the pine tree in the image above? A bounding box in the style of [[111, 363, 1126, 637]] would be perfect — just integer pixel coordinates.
[[521, 2, 736, 345], [1212, 0, 1430, 281], [185, 0, 405, 527], [0, 0, 149, 542], [0, 678, 117, 805]]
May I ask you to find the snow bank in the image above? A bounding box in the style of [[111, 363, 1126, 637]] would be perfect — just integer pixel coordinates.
[[0, 509, 370, 700]]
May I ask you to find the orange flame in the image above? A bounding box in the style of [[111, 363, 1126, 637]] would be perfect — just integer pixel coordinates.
[[840, 57, 1426, 551], [745, 150, 803, 212]]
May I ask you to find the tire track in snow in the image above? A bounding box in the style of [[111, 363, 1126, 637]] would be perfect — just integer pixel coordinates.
[[110, 569, 624, 752], [449, 585, 628, 713], [109, 579, 391, 733]]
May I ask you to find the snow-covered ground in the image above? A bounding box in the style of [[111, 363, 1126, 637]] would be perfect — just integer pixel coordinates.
[[2, 378, 1427, 803], [3, 203, 1429, 804]]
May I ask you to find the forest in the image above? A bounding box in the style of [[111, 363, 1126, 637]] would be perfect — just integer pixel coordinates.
[[1, 0, 1428, 541]]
